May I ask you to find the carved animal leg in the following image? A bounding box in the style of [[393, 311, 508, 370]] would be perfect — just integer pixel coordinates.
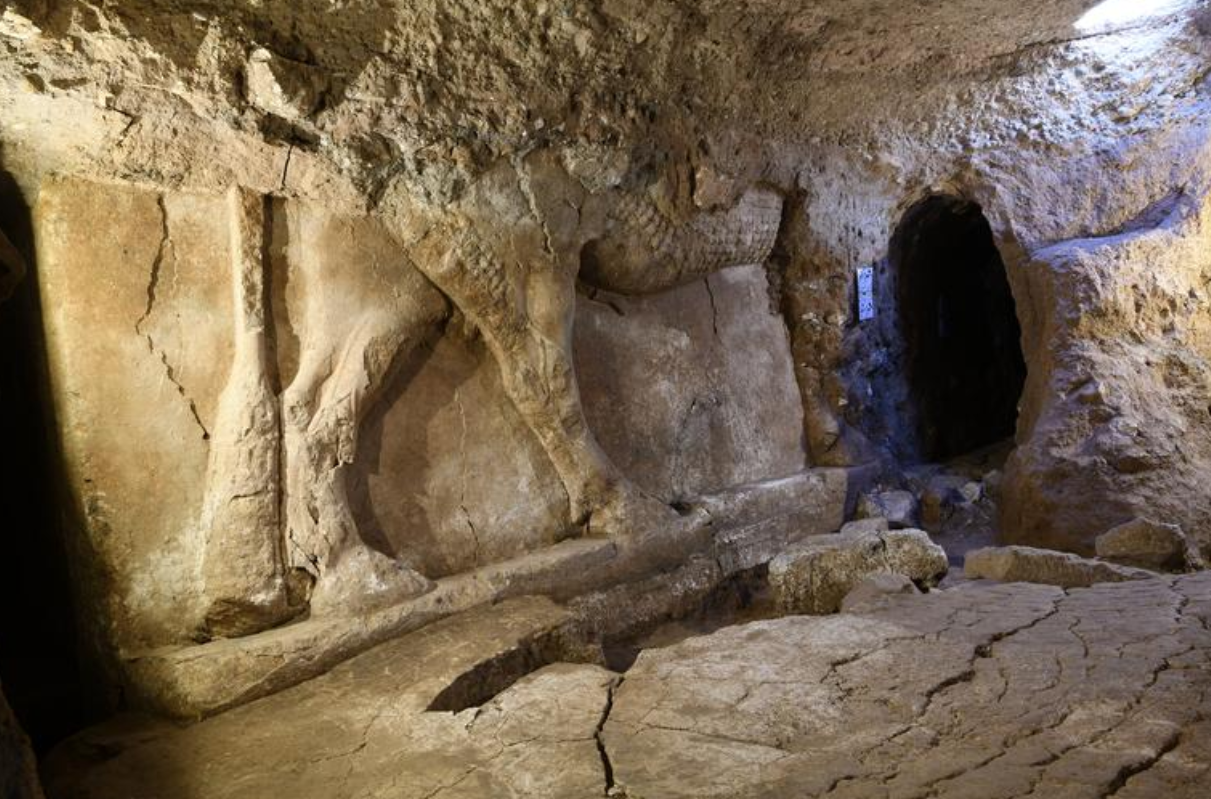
[[506, 277, 706, 544], [197, 188, 295, 639], [283, 310, 442, 615], [494, 307, 619, 526], [419, 233, 681, 540]]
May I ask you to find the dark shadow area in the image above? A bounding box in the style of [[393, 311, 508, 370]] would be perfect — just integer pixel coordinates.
[[0, 169, 88, 754], [892, 196, 1026, 462]]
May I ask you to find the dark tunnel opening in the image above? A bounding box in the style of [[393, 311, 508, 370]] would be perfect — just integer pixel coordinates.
[[892, 195, 1027, 463]]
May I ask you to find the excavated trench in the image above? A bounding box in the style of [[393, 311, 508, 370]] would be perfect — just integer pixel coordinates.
[[424, 541, 961, 719], [599, 566, 776, 672], [425, 565, 780, 714]]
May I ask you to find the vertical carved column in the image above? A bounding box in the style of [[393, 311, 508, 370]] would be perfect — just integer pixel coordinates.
[[196, 187, 294, 638]]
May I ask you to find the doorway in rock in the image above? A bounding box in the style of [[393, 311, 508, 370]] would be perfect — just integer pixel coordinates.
[[892, 195, 1026, 463]]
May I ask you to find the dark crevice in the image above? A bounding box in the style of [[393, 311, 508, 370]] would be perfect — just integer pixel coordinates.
[[595, 678, 620, 795], [1102, 726, 1183, 797], [136, 195, 211, 441], [703, 276, 722, 341], [601, 564, 774, 673]]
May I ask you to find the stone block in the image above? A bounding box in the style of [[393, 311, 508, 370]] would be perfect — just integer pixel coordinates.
[[37, 177, 234, 649], [1095, 518, 1204, 573], [575, 263, 807, 503], [769, 527, 948, 614], [964, 546, 1155, 588], [856, 490, 919, 529]]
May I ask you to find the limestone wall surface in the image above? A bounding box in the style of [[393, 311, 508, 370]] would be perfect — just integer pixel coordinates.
[[32, 173, 811, 663]]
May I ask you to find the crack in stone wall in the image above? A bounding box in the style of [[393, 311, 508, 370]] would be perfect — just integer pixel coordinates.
[[595, 677, 620, 796], [134, 194, 211, 441]]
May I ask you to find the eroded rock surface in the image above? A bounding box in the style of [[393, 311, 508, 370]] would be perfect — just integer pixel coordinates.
[[49, 597, 614, 799], [1096, 518, 1205, 573], [769, 527, 948, 614], [840, 572, 921, 613], [1000, 185, 1211, 559], [50, 574, 1211, 799], [605, 573, 1211, 798]]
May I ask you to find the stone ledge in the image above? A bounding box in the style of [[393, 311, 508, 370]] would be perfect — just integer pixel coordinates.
[[122, 467, 849, 719], [124, 538, 615, 719]]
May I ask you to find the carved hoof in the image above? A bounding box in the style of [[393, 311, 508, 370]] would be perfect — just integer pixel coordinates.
[[308, 546, 435, 617], [198, 589, 299, 641]]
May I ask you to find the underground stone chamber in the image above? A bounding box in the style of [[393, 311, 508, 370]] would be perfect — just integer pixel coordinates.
[[4, 1, 1211, 797], [890, 195, 1027, 464]]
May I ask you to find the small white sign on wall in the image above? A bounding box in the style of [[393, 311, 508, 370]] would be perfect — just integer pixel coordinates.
[[857, 266, 876, 322]]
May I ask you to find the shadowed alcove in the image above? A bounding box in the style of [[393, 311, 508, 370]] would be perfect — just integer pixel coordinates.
[[892, 195, 1027, 462]]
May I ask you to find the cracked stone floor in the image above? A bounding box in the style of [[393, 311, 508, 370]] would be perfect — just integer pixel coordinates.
[[47, 574, 1211, 799]]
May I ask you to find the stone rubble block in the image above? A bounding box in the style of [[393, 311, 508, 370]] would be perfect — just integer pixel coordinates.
[[855, 490, 919, 529], [839, 516, 890, 536], [1095, 518, 1205, 573], [244, 47, 327, 121], [918, 473, 985, 530], [769, 527, 948, 614], [964, 545, 1156, 588]]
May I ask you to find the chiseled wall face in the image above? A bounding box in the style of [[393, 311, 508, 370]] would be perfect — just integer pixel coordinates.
[[350, 329, 572, 579], [37, 178, 232, 652], [575, 264, 807, 503], [35, 176, 811, 654]]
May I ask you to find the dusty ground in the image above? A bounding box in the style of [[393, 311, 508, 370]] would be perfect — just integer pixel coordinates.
[[45, 572, 1211, 799]]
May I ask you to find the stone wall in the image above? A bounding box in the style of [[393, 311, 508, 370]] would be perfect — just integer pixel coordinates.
[[34, 175, 814, 664], [576, 264, 807, 503], [1002, 187, 1211, 557]]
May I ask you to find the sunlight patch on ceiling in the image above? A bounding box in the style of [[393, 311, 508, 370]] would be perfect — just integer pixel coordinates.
[[1075, 0, 1195, 32]]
